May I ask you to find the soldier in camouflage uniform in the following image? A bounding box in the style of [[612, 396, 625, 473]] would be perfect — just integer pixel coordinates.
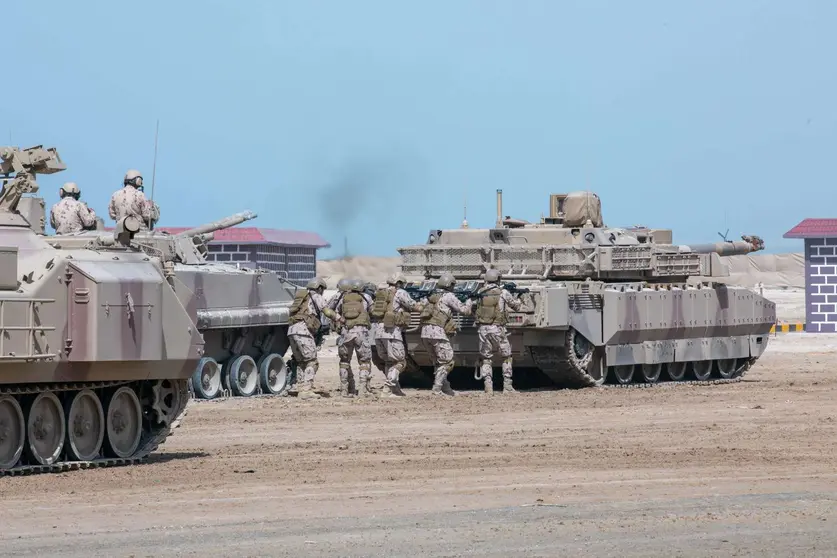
[[474, 269, 523, 394], [108, 169, 160, 229], [372, 273, 421, 397], [326, 278, 358, 396], [420, 272, 474, 396], [49, 182, 97, 234], [331, 278, 374, 397], [287, 277, 342, 400]]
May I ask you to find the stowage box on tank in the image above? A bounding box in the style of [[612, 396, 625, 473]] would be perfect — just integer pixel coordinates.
[[0, 145, 203, 475], [395, 189, 776, 388]]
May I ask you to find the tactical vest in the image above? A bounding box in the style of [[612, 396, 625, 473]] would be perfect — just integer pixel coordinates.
[[475, 286, 506, 326], [372, 287, 410, 328], [370, 287, 391, 323], [289, 289, 321, 334], [341, 292, 370, 328], [419, 292, 456, 334]]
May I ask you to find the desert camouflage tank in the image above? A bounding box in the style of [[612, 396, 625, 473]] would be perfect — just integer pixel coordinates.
[[33, 174, 300, 402], [0, 145, 202, 475], [395, 190, 776, 388]]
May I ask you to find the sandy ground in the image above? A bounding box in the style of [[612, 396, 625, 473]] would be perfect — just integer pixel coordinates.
[[0, 330, 835, 557]]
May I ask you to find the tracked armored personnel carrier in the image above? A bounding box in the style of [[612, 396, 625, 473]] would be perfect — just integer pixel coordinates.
[[34, 183, 299, 402], [397, 190, 776, 388], [0, 145, 203, 475]]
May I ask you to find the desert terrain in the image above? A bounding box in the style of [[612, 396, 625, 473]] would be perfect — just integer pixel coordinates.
[[1, 287, 834, 556]]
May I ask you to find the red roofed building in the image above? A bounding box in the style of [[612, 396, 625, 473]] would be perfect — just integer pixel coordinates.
[[154, 226, 331, 286], [783, 219, 837, 332]]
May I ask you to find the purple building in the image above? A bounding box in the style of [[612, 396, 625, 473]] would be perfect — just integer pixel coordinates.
[[783, 219, 837, 332]]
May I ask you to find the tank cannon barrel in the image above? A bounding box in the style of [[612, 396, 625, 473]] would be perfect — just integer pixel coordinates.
[[176, 210, 257, 238], [680, 235, 765, 256]]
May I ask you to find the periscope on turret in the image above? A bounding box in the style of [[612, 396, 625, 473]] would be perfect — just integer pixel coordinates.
[[394, 190, 776, 389]]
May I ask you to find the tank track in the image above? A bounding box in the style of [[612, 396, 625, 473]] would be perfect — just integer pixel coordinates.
[[529, 335, 751, 390], [0, 379, 189, 477]]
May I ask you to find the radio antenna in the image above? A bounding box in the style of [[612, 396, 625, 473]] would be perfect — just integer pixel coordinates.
[[150, 119, 159, 203], [149, 119, 159, 231]]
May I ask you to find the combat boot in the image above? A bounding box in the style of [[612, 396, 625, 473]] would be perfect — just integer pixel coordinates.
[[441, 379, 456, 396], [356, 372, 372, 397], [431, 368, 449, 396], [379, 384, 399, 398], [298, 381, 321, 400], [484, 377, 493, 395], [502, 376, 516, 394], [339, 379, 353, 398]]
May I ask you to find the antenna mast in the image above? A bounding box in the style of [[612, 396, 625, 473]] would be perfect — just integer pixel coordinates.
[[461, 188, 468, 228], [149, 119, 159, 231], [150, 119, 159, 202]]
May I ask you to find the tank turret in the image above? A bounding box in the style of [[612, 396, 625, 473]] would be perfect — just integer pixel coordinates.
[[399, 190, 765, 283], [393, 190, 776, 393]]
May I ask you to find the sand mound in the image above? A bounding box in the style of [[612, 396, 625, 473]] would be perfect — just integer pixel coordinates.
[[317, 256, 401, 288]]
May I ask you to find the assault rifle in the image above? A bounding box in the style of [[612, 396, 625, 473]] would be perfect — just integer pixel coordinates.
[[404, 284, 434, 302], [462, 282, 531, 301], [501, 282, 530, 296]]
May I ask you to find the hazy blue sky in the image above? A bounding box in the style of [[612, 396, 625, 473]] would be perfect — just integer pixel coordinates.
[[3, 1, 834, 256]]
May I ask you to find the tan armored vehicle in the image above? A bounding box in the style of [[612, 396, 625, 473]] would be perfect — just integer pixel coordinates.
[[0, 146, 203, 475], [396, 190, 776, 388], [32, 176, 299, 402]]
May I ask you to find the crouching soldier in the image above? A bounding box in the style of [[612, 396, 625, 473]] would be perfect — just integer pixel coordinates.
[[287, 277, 342, 400], [419, 273, 474, 396], [371, 273, 421, 397]]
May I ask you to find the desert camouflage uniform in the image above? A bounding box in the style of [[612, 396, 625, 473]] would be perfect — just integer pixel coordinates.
[[108, 185, 160, 229], [49, 197, 97, 234], [421, 292, 473, 395], [375, 287, 419, 396], [288, 290, 336, 399], [330, 291, 374, 396], [477, 287, 522, 393]]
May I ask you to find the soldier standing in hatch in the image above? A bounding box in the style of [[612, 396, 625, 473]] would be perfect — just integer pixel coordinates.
[[420, 272, 474, 396], [474, 269, 523, 394], [371, 273, 421, 398], [108, 169, 160, 229], [50, 182, 97, 234], [332, 279, 374, 397], [287, 277, 342, 400]]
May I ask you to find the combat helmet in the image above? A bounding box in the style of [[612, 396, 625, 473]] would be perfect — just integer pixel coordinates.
[[437, 272, 456, 289], [364, 281, 377, 294], [306, 277, 327, 291], [349, 278, 364, 292], [124, 169, 143, 189], [59, 182, 81, 199], [337, 278, 353, 292], [484, 269, 501, 283], [386, 272, 406, 286]]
